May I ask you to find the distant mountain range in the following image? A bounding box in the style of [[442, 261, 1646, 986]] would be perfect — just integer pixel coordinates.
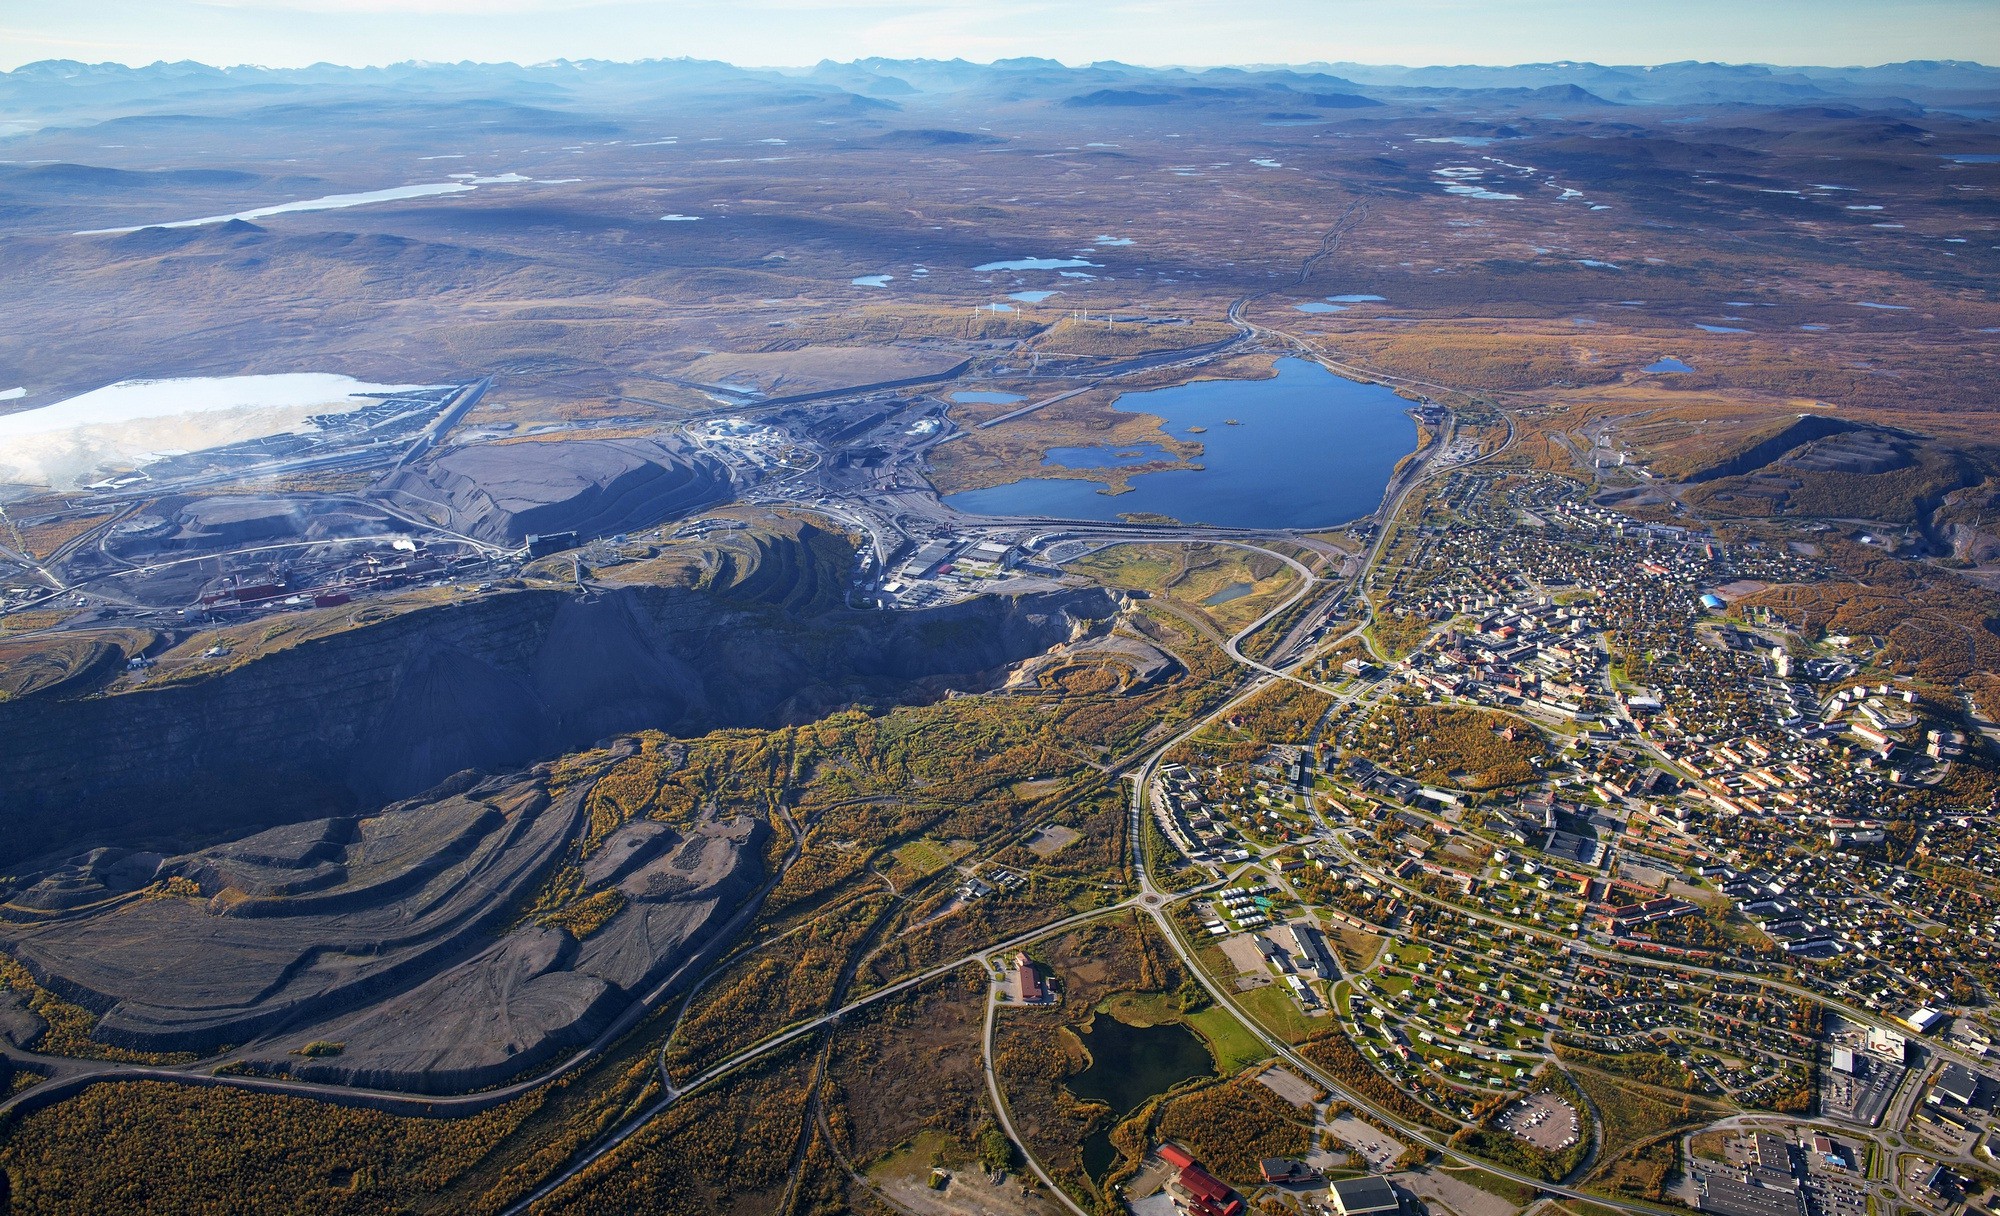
[[2, 55, 1996, 127]]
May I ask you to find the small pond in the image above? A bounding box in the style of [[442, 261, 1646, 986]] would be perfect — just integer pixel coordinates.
[[1068, 1015, 1214, 1179], [975, 257, 1099, 272]]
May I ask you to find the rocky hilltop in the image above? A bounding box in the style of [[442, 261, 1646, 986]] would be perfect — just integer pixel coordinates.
[[373, 434, 731, 547]]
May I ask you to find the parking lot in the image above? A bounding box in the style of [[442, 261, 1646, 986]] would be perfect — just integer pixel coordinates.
[[1325, 1114, 1406, 1171], [1802, 1142, 1867, 1216], [1498, 1092, 1580, 1151], [1818, 1061, 1903, 1127]]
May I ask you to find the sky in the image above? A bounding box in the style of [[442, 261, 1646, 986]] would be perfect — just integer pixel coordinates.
[[2, 0, 1996, 72]]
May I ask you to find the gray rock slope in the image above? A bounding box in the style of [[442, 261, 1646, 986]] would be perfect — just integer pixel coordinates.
[[0, 773, 766, 1091], [6, 775, 579, 1054], [0, 580, 1115, 868], [373, 435, 729, 546], [276, 815, 761, 1091]]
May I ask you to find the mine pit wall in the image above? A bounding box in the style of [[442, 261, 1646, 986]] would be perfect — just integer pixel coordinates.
[[0, 583, 1117, 869], [1681, 414, 1860, 482]]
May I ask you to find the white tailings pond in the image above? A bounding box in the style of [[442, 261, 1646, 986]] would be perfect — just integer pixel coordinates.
[[0, 373, 423, 488], [73, 174, 545, 235]]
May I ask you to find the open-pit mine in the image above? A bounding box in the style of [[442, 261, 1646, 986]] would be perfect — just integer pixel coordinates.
[[1, 46, 1997, 1216]]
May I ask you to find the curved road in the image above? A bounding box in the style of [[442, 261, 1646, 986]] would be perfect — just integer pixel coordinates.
[[2, 309, 1930, 1216]]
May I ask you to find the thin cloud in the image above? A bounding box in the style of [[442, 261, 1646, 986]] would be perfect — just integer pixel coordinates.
[[9, 0, 1998, 71], [191, 0, 996, 10], [192, 0, 626, 12]]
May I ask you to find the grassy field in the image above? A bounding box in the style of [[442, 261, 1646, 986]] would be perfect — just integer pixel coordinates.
[[1555, 1201, 1635, 1216], [1589, 1137, 1681, 1205], [1442, 1164, 1545, 1207], [1569, 1065, 1726, 1165], [892, 837, 971, 877], [1330, 926, 1386, 970], [1071, 542, 1300, 635], [1097, 991, 1269, 1075], [1186, 1005, 1270, 1074], [1233, 983, 1324, 1045]]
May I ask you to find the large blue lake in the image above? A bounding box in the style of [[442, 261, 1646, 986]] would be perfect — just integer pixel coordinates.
[[942, 357, 1416, 529]]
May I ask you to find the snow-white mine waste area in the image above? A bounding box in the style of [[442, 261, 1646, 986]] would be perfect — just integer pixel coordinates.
[[0, 373, 422, 488], [72, 180, 509, 234]]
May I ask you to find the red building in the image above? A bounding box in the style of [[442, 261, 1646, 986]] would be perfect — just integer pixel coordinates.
[[1014, 952, 1045, 1004], [1157, 1143, 1244, 1216]]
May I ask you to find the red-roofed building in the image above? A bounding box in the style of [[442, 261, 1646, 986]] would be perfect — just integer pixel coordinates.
[[1015, 952, 1046, 1004], [1157, 1144, 1245, 1216]]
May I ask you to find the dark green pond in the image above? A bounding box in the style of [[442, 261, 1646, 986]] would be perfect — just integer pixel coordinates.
[[1068, 1015, 1214, 1179]]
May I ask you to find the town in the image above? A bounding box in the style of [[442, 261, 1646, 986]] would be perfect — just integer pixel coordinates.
[[1102, 465, 1999, 1216]]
